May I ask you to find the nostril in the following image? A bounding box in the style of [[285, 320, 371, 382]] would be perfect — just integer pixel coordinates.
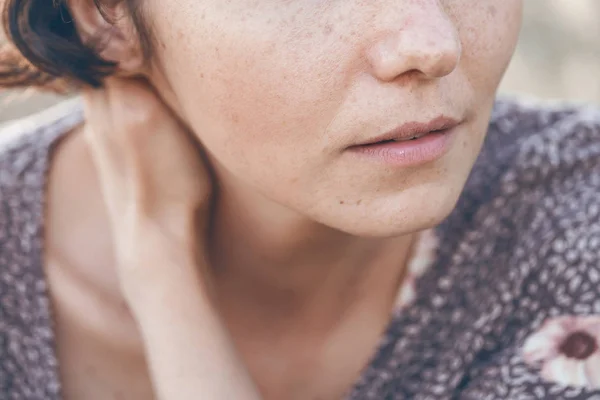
[[366, 23, 461, 82], [424, 44, 461, 78]]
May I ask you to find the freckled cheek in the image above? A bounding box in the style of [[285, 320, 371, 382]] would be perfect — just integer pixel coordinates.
[[199, 58, 338, 156], [214, 78, 315, 147], [160, 44, 290, 142], [461, 28, 519, 97], [166, 58, 333, 183], [454, 4, 521, 87]]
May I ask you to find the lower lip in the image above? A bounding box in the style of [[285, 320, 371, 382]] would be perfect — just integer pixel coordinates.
[[347, 126, 458, 167]]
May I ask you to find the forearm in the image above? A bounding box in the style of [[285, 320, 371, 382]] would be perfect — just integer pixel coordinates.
[[126, 245, 261, 400]]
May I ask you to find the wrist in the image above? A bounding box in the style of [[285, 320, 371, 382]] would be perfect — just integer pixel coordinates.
[[117, 218, 206, 304]]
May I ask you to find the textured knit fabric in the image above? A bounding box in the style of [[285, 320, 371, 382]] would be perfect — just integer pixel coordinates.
[[0, 97, 599, 399]]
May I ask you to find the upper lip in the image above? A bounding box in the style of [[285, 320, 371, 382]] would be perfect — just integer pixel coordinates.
[[354, 116, 460, 146]]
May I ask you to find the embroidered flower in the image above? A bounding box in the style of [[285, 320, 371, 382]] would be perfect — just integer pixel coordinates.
[[522, 316, 600, 389], [394, 229, 439, 309]]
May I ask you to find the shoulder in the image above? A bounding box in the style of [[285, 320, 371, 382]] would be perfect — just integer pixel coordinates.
[[0, 97, 83, 185], [488, 96, 599, 172], [486, 96, 600, 216], [446, 97, 599, 230], [0, 96, 83, 288], [0, 96, 83, 269], [472, 99, 600, 398], [0, 97, 83, 313], [439, 97, 599, 287], [0, 97, 83, 258], [0, 96, 83, 148], [489, 95, 598, 135], [0, 97, 82, 205], [0, 98, 82, 396], [455, 97, 600, 301], [478, 96, 599, 192], [485, 97, 599, 253], [424, 99, 600, 398]]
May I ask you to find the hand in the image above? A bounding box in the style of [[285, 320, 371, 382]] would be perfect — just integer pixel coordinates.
[[82, 77, 261, 400], [83, 77, 211, 284]]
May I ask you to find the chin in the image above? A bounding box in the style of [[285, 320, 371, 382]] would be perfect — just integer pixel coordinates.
[[322, 185, 464, 238], [344, 208, 454, 238]]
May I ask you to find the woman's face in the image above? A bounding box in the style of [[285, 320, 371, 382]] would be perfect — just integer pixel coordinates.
[[145, 0, 523, 236]]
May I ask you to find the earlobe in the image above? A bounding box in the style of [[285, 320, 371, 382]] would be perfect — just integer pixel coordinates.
[[67, 0, 145, 74]]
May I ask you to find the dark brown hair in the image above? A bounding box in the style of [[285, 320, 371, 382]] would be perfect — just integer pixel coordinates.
[[0, 0, 151, 92]]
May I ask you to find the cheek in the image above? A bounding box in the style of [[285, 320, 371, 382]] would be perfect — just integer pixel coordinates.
[[452, 0, 523, 95], [150, 3, 355, 177]]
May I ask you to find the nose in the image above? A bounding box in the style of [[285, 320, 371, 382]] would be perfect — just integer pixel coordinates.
[[366, 4, 461, 82]]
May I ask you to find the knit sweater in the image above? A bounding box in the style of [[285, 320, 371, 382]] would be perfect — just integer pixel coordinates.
[[0, 97, 599, 399]]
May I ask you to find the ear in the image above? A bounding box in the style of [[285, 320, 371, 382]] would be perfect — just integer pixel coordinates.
[[67, 0, 145, 74]]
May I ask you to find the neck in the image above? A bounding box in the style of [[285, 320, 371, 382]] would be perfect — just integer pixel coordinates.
[[46, 126, 416, 356], [209, 166, 416, 337]]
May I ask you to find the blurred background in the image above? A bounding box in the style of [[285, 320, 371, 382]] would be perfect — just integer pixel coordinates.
[[1, 0, 599, 124]]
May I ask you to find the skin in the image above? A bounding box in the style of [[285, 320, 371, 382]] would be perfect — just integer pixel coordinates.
[[45, 0, 523, 399]]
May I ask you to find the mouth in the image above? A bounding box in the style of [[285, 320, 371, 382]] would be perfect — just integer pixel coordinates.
[[352, 116, 461, 147], [346, 115, 462, 167]]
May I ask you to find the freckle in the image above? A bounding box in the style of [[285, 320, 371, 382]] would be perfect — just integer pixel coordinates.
[[340, 200, 345, 205], [488, 5, 497, 17], [322, 24, 333, 36], [357, 200, 362, 205]]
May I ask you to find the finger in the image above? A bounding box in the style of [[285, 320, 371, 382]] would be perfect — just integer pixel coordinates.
[[83, 77, 213, 233], [106, 78, 211, 204], [81, 81, 136, 219], [82, 82, 125, 173]]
